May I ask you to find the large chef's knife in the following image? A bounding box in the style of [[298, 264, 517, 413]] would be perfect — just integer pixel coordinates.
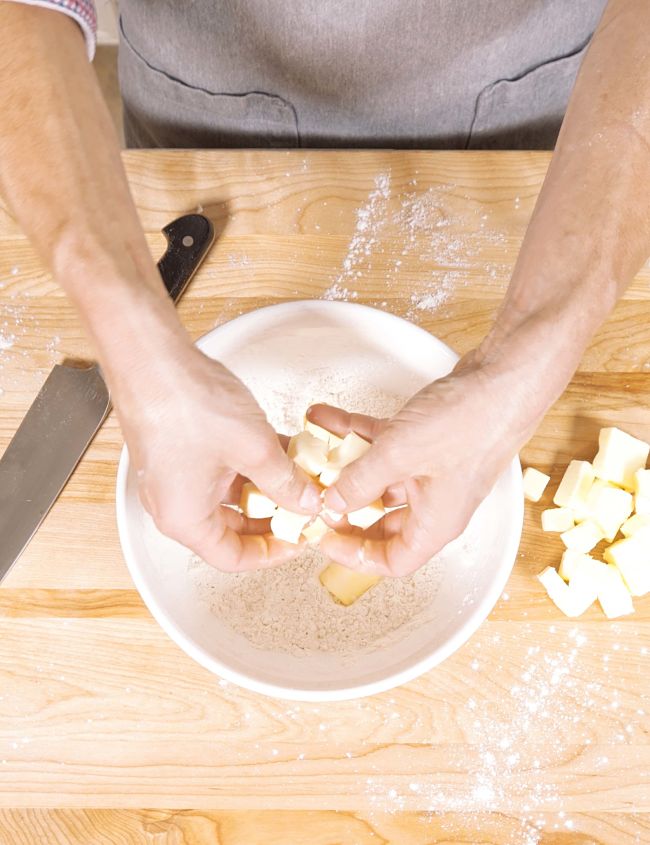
[[0, 213, 214, 582]]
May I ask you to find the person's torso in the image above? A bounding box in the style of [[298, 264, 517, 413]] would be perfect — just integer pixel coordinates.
[[118, 0, 608, 149]]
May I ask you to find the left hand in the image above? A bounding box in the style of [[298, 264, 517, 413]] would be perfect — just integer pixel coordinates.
[[308, 354, 542, 576]]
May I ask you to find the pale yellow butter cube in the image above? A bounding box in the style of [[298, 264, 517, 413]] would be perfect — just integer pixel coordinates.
[[635, 494, 650, 516], [270, 508, 310, 544], [239, 482, 277, 519], [319, 562, 381, 605], [558, 549, 592, 582], [553, 460, 595, 511], [604, 536, 650, 596], [592, 426, 649, 491], [522, 467, 550, 502], [288, 431, 329, 477], [329, 431, 371, 467], [635, 468, 650, 497], [585, 483, 633, 542], [621, 513, 650, 537], [541, 507, 575, 533], [304, 418, 343, 448], [574, 478, 607, 522], [302, 516, 330, 544], [320, 431, 371, 488], [596, 563, 635, 619], [304, 419, 333, 443], [569, 556, 602, 607], [563, 556, 631, 619], [347, 499, 385, 530], [538, 565, 597, 618], [560, 519, 603, 553], [319, 466, 341, 488]]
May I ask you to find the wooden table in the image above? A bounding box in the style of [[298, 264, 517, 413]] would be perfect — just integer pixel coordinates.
[[1, 150, 649, 844]]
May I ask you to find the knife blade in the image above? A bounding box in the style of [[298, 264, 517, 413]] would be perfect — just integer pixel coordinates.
[[0, 213, 214, 582]]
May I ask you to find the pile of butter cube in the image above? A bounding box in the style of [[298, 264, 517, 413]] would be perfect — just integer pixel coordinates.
[[239, 417, 385, 605], [524, 427, 650, 619]]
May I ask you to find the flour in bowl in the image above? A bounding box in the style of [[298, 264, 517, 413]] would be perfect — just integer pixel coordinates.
[[189, 545, 444, 656]]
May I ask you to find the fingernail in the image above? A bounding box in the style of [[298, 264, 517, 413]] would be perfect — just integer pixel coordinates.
[[300, 484, 322, 512], [326, 488, 347, 513]]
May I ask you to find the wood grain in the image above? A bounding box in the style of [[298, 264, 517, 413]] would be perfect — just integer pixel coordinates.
[[1, 151, 650, 840], [0, 809, 648, 845]]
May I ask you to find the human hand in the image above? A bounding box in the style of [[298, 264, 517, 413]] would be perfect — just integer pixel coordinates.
[[115, 346, 322, 571], [308, 355, 542, 576]]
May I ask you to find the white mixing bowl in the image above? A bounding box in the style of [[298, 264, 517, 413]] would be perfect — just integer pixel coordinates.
[[116, 301, 522, 701]]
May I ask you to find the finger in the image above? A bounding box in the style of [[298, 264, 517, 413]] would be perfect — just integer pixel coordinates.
[[240, 435, 322, 515], [324, 442, 399, 513], [183, 514, 305, 572], [383, 483, 407, 507], [307, 404, 387, 442], [219, 505, 273, 536]]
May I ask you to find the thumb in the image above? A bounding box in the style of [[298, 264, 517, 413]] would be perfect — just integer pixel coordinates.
[[244, 438, 322, 515], [324, 444, 395, 513]]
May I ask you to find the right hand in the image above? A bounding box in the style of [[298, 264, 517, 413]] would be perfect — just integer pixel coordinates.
[[113, 345, 323, 571]]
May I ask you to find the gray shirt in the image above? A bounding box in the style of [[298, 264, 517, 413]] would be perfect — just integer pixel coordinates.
[[118, 1, 608, 149]]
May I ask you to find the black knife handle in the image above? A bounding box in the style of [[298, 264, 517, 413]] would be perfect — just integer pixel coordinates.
[[157, 213, 215, 303]]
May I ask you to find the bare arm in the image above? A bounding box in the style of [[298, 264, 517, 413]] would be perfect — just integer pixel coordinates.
[[0, 5, 321, 568], [312, 0, 650, 574]]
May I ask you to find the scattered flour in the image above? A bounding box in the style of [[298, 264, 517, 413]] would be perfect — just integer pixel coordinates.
[[323, 173, 508, 319], [0, 332, 14, 351]]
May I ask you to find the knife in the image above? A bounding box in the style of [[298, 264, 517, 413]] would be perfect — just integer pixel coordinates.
[[0, 213, 214, 582]]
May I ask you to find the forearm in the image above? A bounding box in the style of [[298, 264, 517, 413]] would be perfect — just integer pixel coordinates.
[[476, 0, 650, 406], [0, 5, 190, 402]]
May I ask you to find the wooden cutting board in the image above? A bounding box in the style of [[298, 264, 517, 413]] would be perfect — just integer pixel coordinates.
[[0, 150, 649, 844]]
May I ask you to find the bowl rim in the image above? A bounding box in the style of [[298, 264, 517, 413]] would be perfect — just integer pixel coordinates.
[[115, 300, 523, 701]]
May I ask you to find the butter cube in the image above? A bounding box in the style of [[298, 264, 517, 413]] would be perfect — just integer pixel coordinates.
[[553, 461, 595, 511], [574, 478, 607, 522], [604, 536, 650, 596], [319, 466, 342, 488], [288, 431, 329, 477], [596, 563, 635, 619], [560, 520, 604, 553], [563, 556, 633, 619], [304, 419, 332, 443], [538, 565, 597, 618], [329, 431, 371, 467], [270, 508, 310, 544], [569, 555, 602, 602], [522, 467, 550, 502], [558, 549, 592, 582], [592, 427, 649, 491], [320, 562, 381, 605], [239, 482, 277, 519], [585, 483, 633, 542], [302, 516, 329, 544], [635, 468, 650, 497], [541, 507, 575, 533], [621, 513, 650, 537], [347, 499, 385, 530], [635, 494, 650, 516], [320, 431, 371, 488], [304, 418, 343, 448]]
